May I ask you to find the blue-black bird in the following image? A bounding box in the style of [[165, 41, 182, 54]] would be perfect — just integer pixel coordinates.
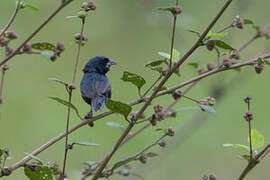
[[80, 56, 116, 118]]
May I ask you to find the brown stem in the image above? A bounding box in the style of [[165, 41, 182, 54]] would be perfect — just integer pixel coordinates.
[[142, 75, 162, 97], [0, 0, 74, 67], [238, 33, 260, 52], [0, 68, 7, 104], [0, 1, 20, 38], [216, 23, 233, 34], [61, 18, 86, 180], [4, 52, 270, 176], [169, 14, 177, 69], [248, 120, 253, 161]]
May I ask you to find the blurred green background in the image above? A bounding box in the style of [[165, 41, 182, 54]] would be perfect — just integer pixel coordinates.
[[1, 0, 270, 179]]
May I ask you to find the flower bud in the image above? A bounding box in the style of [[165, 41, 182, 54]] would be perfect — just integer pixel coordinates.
[[158, 140, 166, 147], [222, 57, 232, 68], [173, 6, 182, 15], [6, 30, 18, 40], [5, 46, 13, 57], [243, 111, 254, 121], [209, 173, 218, 180], [167, 127, 175, 136], [206, 40, 215, 51], [207, 63, 215, 71], [254, 64, 264, 74], [88, 1, 97, 10], [244, 96, 251, 104], [139, 153, 147, 164], [22, 43, 32, 54], [0, 38, 8, 47]]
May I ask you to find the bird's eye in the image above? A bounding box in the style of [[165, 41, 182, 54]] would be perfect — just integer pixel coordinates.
[[104, 58, 109, 63]]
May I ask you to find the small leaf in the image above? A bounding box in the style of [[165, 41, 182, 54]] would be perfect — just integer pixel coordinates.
[[187, 29, 200, 37], [244, 19, 254, 25], [24, 165, 53, 180], [248, 129, 264, 149], [106, 99, 132, 118], [158, 51, 170, 59], [73, 142, 100, 147], [106, 122, 124, 129], [121, 71, 146, 89], [145, 60, 166, 67], [32, 42, 55, 51], [151, 66, 163, 73], [223, 144, 249, 151], [24, 153, 45, 164], [199, 104, 216, 115], [49, 96, 82, 119], [146, 152, 158, 157], [233, 67, 241, 72], [188, 62, 199, 69], [257, 58, 265, 65], [83, 161, 97, 167], [214, 40, 234, 50], [48, 78, 68, 87], [26, 4, 39, 11], [157, 6, 175, 13], [40, 51, 54, 59], [66, 16, 78, 19], [209, 32, 228, 38], [239, 154, 250, 160], [111, 153, 139, 171]]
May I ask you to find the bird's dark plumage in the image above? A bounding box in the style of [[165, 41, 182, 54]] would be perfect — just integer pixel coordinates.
[[80, 56, 116, 114]]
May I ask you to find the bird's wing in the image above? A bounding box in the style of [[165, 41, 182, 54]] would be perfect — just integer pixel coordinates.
[[94, 75, 111, 96]]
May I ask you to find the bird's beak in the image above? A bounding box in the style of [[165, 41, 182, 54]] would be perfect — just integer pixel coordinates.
[[108, 59, 116, 66]]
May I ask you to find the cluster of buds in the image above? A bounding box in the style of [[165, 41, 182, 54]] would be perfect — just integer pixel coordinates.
[[151, 104, 165, 125], [172, 90, 182, 100], [201, 96, 215, 106], [222, 56, 232, 68], [206, 63, 215, 71], [22, 43, 32, 54], [161, 67, 169, 76], [50, 42, 65, 62], [173, 6, 182, 15], [158, 139, 167, 148], [243, 111, 254, 121], [78, 1, 97, 19], [254, 64, 264, 74], [244, 96, 251, 104], [202, 173, 218, 180], [139, 153, 148, 164], [206, 40, 216, 51], [233, 15, 244, 29], [0, 30, 18, 56], [229, 49, 240, 60], [166, 127, 175, 136]]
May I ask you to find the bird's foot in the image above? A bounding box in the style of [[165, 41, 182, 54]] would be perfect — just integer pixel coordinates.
[[84, 111, 93, 119]]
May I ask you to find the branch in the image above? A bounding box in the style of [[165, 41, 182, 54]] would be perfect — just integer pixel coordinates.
[[0, 0, 74, 67], [0, 1, 20, 38]]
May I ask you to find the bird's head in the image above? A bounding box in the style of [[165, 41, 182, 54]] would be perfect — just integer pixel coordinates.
[[83, 56, 116, 74]]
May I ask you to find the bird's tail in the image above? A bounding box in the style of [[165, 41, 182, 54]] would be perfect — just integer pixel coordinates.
[[91, 95, 106, 112]]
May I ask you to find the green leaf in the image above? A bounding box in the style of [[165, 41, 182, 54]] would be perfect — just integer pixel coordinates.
[[121, 71, 146, 89], [157, 6, 175, 13], [239, 154, 250, 160], [214, 40, 234, 50], [49, 96, 82, 119], [106, 99, 132, 118], [151, 66, 163, 73], [257, 58, 265, 65], [199, 104, 216, 115], [252, 25, 260, 31], [146, 152, 158, 157], [48, 78, 68, 87], [233, 67, 241, 72], [158, 51, 170, 59], [111, 153, 139, 171], [223, 144, 249, 152], [32, 42, 55, 51], [106, 122, 124, 129], [187, 62, 199, 69], [187, 29, 200, 37], [73, 142, 100, 147], [24, 153, 45, 164], [0, 149, 3, 157], [248, 129, 264, 149], [145, 60, 166, 67], [244, 19, 254, 25], [264, 59, 270, 65], [40, 51, 54, 59], [158, 49, 180, 62], [26, 4, 39, 11], [24, 165, 53, 180], [209, 32, 228, 38], [83, 161, 97, 167]]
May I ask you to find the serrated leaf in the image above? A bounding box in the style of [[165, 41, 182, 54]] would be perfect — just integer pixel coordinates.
[[199, 104, 216, 115], [32, 42, 55, 51], [244, 19, 254, 25], [146, 152, 158, 157], [187, 29, 200, 37], [106, 122, 124, 129], [48, 78, 68, 87], [157, 6, 175, 13], [145, 60, 166, 67], [40, 51, 54, 59], [223, 144, 249, 151], [73, 142, 100, 147], [83, 161, 97, 166], [26, 4, 39, 11], [49, 96, 81, 119], [112, 153, 139, 171], [106, 99, 132, 118], [248, 129, 264, 149], [24, 153, 45, 164], [121, 71, 146, 89], [24, 165, 53, 180], [151, 66, 163, 73], [188, 62, 199, 69], [214, 40, 234, 50]]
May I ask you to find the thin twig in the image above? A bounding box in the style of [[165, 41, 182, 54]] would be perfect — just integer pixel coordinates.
[[0, 1, 20, 38], [142, 75, 162, 97], [61, 18, 86, 180], [0, 67, 8, 104], [0, 0, 75, 67], [247, 100, 253, 161], [238, 33, 260, 52], [216, 23, 233, 34], [4, 53, 270, 176]]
